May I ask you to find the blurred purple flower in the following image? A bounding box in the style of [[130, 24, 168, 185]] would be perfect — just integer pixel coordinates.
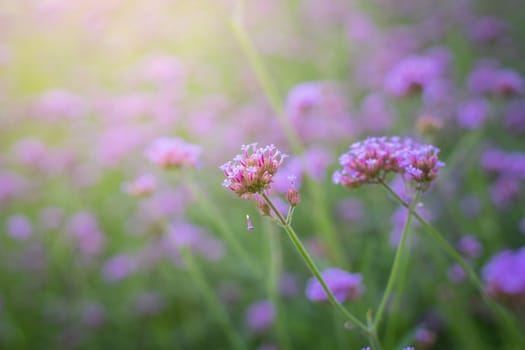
[[32, 89, 87, 122], [6, 214, 33, 240], [384, 54, 445, 97], [489, 176, 521, 208], [359, 93, 396, 133], [305, 268, 364, 303], [456, 98, 490, 129], [102, 254, 138, 282], [145, 137, 202, 169], [164, 222, 224, 262], [0, 171, 28, 204], [504, 99, 525, 135], [245, 300, 275, 332], [467, 59, 523, 96], [481, 148, 525, 179], [414, 326, 437, 348], [67, 212, 104, 257], [448, 263, 466, 284], [285, 81, 356, 142], [279, 272, 299, 297], [483, 246, 525, 302], [459, 195, 482, 217], [121, 174, 156, 197], [468, 16, 508, 44], [458, 235, 482, 259]]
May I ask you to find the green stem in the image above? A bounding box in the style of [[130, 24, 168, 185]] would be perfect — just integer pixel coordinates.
[[229, 1, 302, 154], [265, 221, 292, 350], [185, 175, 261, 276], [379, 181, 525, 346], [229, 4, 345, 266], [180, 248, 245, 350], [261, 193, 370, 336], [373, 193, 419, 330]]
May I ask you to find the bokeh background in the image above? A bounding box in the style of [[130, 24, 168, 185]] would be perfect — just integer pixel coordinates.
[[1, 0, 524, 349]]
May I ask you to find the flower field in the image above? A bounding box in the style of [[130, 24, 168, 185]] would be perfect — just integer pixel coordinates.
[[1, 0, 524, 349]]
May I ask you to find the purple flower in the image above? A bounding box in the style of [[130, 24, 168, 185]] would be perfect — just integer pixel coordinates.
[[467, 59, 523, 96], [164, 222, 224, 262], [145, 137, 202, 169], [483, 246, 525, 301], [458, 235, 482, 258], [305, 268, 364, 303], [489, 176, 521, 208], [6, 214, 33, 240], [456, 98, 490, 129], [221, 144, 287, 198], [102, 254, 138, 282], [468, 16, 508, 44], [121, 174, 156, 197], [384, 55, 445, 97], [504, 99, 525, 135], [285, 81, 356, 142], [245, 300, 275, 332], [448, 263, 466, 284], [333, 136, 444, 191], [67, 212, 104, 258]]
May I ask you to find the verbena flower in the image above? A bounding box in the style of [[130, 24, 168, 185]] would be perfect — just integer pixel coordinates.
[[333, 136, 444, 191], [482, 246, 525, 303], [305, 268, 364, 303], [245, 300, 275, 332], [121, 174, 156, 197], [220, 143, 287, 198], [145, 137, 202, 169]]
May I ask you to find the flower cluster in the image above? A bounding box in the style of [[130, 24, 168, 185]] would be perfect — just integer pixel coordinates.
[[305, 268, 364, 303], [482, 246, 525, 305], [333, 136, 444, 191], [144, 137, 202, 169], [220, 144, 287, 198]]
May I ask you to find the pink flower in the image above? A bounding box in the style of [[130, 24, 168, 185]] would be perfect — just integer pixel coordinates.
[[220, 144, 287, 198], [145, 137, 202, 169], [121, 174, 156, 197], [305, 268, 364, 303]]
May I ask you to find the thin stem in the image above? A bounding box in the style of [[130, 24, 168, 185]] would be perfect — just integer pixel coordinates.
[[379, 180, 525, 346], [265, 221, 292, 350], [185, 175, 261, 276], [229, 2, 302, 154], [261, 192, 370, 335], [373, 193, 419, 330], [180, 248, 245, 350]]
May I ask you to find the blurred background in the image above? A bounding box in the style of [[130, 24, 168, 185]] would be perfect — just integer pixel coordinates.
[[1, 0, 524, 349]]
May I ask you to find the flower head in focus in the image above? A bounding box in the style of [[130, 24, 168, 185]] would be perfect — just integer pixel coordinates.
[[333, 136, 444, 192], [145, 137, 202, 169], [305, 268, 364, 303], [220, 143, 287, 198]]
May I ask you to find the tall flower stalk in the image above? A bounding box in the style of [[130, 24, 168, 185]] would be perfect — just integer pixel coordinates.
[[220, 144, 371, 338]]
